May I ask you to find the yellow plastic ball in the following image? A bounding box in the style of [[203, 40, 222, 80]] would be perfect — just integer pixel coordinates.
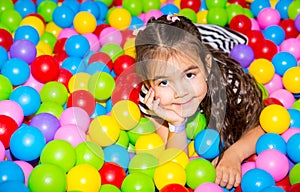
[[88, 115, 121, 147], [158, 148, 189, 169], [45, 21, 62, 38], [248, 58, 275, 84], [111, 100, 141, 130], [108, 8, 131, 30], [68, 72, 91, 93], [36, 41, 53, 56], [283, 66, 300, 94], [20, 15, 45, 37], [67, 164, 101, 192], [174, 0, 181, 8], [73, 11, 97, 34], [188, 140, 198, 157], [259, 104, 290, 134], [123, 37, 136, 59], [135, 133, 165, 157], [197, 10, 208, 24], [154, 161, 186, 190]]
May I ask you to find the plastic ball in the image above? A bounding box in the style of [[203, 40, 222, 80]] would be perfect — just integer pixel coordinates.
[[99, 162, 126, 189], [113, 55, 135, 76], [254, 39, 278, 60], [295, 14, 300, 32], [289, 163, 300, 185], [263, 97, 284, 106], [272, 52, 297, 76], [246, 30, 265, 49], [0, 181, 29, 192], [0, 9, 22, 32], [195, 182, 223, 192], [154, 161, 186, 190], [241, 161, 256, 176], [99, 27, 122, 46], [269, 89, 295, 109], [185, 158, 216, 189], [82, 33, 100, 52], [0, 75, 12, 100], [68, 72, 90, 93], [121, 172, 155, 192], [88, 71, 115, 101], [88, 115, 121, 147], [99, 184, 121, 192], [241, 168, 275, 192], [0, 28, 13, 50], [107, 8, 131, 30], [256, 149, 289, 182], [73, 11, 97, 34], [80, 1, 100, 19], [257, 7, 281, 29], [20, 15, 45, 37], [9, 39, 36, 64], [288, 109, 300, 128], [256, 133, 287, 155], [88, 51, 113, 70], [229, 14, 252, 34], [37, 0, 57, 23], [1, 58, 30, 86], [281, 128, 300, 142], [127, 117, 155, 145], [54, 124, 86, 147], [259, 104, 290, 134], [230, 44, 254, 68], [28, 163, 66, 192], [0, 141, 4, 161], [100, 43, 124, 62], [0, 100, 24, 126], [40, 139, 76, 172], [31, 55, 59, 83], [250, 0, 271, 17], [280, 38, 300, 60], [142, 0, 161, 12], [287, 0, 300, 19], [14, 160, 33, 186], [180, 0, 201, 12], [158, 148, 189, 169], [40, 81, 68, 106], [103, 144, 130, 169], [263, 25, 285, 46], [263, 74, 283, 95], [66, 90, 96, 116], [36, 101, 64, 119], [279, 19, 299, 39], [65, 34, 90, 58], [287, 133, 300, 163], [135, 133, 165, 157], [122, 0, 143, 16], [248, 58, 275, 84], [282, 66, 300, 94], [128, 153, 158, 179], [14, 25, 40, 45], [51, 5, 74, 28], [205, 0, 227, 9], [0, 160, 24, 184], [0, 115, 18, 149]]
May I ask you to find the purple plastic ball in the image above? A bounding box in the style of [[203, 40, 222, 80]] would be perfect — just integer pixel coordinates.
[[9, 40, 37, 64], [230, 44, 254, 68]]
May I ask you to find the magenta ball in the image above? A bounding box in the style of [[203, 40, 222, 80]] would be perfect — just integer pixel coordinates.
[[54, 125, 86, 147], [281, 128, 300, 142], [230, 44, 254, 68], [256, 149, 289, 182], [14, 160, 33, 186], [0, 141, 4, 161], [144, 10, 163, 23], [9, 39, 36, 64], [59, 107, 90, 133], [280, 38, 300, 60], [99, 27, 122, 46], [257, 8, 281, 29], [30, 113, 61, 143], [195, 182, 223, 192], [23, 73, 44, 93], [83, 33, 100, 52], [263, 73, 283, 95], [241, 161, 256, 176], [269, 88, 295, 108], [0, 100, 24, 126], [57, 28, 78, 39]]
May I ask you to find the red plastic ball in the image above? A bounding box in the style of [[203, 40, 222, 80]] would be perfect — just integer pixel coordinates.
[[0, 115, 18, 149], [88, 52, 113, 70], [53, 51, 68, 66], [180, 0, 201, 12], [56, 68, 73, 90], [279, 19, 299, 39], [229, 14, 251, 34], [120, 29, 135, 47], [160, 183, 189, 192], [263, 98, 284, 106], [228, 0, 247, 8], [113, 55, 135, 76], [0, 29, 13, 51], [99, 162, 126, 189], [54, 38, 67, 54], [276, 176, 291, 192], [31, 55, 60, 83], [289, 183, 300, 192], [246, 30, 265, 50], [113, 0, 123, 6], [253, 39, 278, 60], [66, 90, 96, 116]]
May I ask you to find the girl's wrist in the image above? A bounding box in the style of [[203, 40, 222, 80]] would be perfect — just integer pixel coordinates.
[[168, 118, 187, 133]]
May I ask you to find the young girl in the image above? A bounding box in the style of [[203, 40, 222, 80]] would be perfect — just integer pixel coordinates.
[[135, 15, 265, 190]]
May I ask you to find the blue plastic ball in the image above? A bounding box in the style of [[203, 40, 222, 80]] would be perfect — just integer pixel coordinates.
[[129, 16, 144, 30], [1, 58, 30, 86], [61, 56, 87, 75], [194, 128, 222, 159], [288, 109, 300, 128], [86, 62, 111, 75], [271, 52, 297, 76], [241, 168, 275, 192], [106, 98, 113, 112], [287, 133, 300, 163], [103, 144, 130, 169], [10, 125, 46, 161], [275, 0, 292, 19], [95, 1, 108, 21], [263, 25, 285, 46], [160, 3, 180, 15], [14, 0, 36, 18], [80, 1, 100, 20], [90, 103, 107, 118], [52, 5, 75, 28], [9, 86, 41, 116], [65, 35, 90, 58], [61, 0, 80, 13], [14, 25, 40, 45], [0, 181, 29, 192], [256, 133, 287, 155], [0, 161, 24, 184], [0, 46, 8, 70], [260, 186, 285, 192], [250, 0, 271, 17]]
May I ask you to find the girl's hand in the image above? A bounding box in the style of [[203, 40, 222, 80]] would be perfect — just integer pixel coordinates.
[[144, 88, 186, 125], [212, 148, 242, 190]]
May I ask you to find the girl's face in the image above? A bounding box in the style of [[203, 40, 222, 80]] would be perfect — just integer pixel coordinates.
[[148, 53, 209, 118]]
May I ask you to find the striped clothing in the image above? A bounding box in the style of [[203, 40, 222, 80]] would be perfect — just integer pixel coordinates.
[[139, 24, 248, 117]]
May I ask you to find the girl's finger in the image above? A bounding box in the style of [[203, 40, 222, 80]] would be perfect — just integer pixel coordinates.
[[144, 88, 155, 109]]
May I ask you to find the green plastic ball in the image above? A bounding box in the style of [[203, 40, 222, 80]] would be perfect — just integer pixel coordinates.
[[0, 9, 22, 32], [88, 71, 116, 101], [226, 3, 244, 23], [142, 0, 160, 13], [28, 163, 67, 192], [75, 141, 105, 170], [40, 31, 57, 50], [116, 130, 130, 148], [99, 184, 121, 192], [128, 153, 159, 178], [40, 81, 68, 106], [292, 99, 300, 111], [97, 0, 113, 7], [186, 112, 207, 140], [36, 101, 64, 119], [289, 163, 300, 185], [37, 1, 58, 23], [122, 0, 143, 16], [179, 8, 197, 23], [258, 83, 269, 100], [206, 0, 227, 9], [207, 7, 228, 27], [0, 74, 13, 100], [0, 0, 14, 13], [288, 0, 300, 19], [121, 172, 155, 192], [127, 117, 155, 145], [100, 43, 124, 62], [243, 8, 254, 18]]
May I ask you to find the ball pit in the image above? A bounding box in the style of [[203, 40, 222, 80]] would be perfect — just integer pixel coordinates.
[[0, 0, 299, 191]]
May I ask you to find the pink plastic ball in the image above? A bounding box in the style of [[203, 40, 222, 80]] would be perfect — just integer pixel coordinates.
[[264, 73, 283, 95], [14, 160, 33, 186], [83, 33, 100, 52], [23, 73, 44, 93], [57, 28, 78, 40], [54, 124, 86, 147], [250, 18, 260, 30], [59, 107, 90, 133], [195, 182, 223, 192], [0, 141, 5, 161], [99, 27, 122, 46], [270, 89, 295, 108], [241, 161, 256, 176], [0, 100, 24, 126], [281, 128, 300, 142], [280, 38, 300, 60], [256, 149, 289, 182], [144, 10, 163, 23], [257, 8, 281, 29]]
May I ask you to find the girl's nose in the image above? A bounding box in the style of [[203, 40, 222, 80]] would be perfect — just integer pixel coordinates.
[[174, 81, 189, 98]]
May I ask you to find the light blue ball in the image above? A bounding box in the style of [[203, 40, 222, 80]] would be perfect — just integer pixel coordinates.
[[263, 25, 285, 46], [160, 3, 180, 15], [0, 161, 24, 184], [287, 133, 300, 163], [86, 61, 110, 75], [256, 133, 287, 155], [250, 0, 271, 17], [271, 52, 297, 76], [80, 1, 100, 20], [1, 58, 30, 86], [14, 0, 36, 18], [241, 168, 275, 192], [288, 109, 300, 128], [52, 5, 75, 28], [65, 35, 90, 58], [61, 56, 87, 75], [104, 144, 130, 169], [275, 0, 293, 19], [0, 46, 8, 70], [0, 181, 29, 192]]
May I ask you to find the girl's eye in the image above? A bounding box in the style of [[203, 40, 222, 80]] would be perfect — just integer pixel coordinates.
[[159, 80, 168, 86], [186, 73, 195, 79]]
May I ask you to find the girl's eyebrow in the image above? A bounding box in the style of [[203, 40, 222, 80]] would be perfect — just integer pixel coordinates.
[[183, 65, 199, 73]]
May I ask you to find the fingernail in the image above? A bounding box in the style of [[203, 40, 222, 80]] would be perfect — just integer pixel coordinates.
[[149, 88, 153, 93]]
